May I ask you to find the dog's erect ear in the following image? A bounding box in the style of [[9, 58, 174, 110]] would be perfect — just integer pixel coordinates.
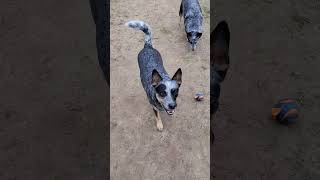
[[152, 69, 162, 86], [186, 32, 192, 41], [196, 32, 202, 39], [172, 68, 182, 86], [211, 21, 230, 59], [211, 21, 230, 80]]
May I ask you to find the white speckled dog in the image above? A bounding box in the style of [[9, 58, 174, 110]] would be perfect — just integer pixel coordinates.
[[179, 0, 203, 50], [125, 20, 182, 131]]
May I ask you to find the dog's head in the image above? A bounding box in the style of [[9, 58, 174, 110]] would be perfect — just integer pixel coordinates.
[[187, 31, 202, 51], [152, 69, 182, 115]]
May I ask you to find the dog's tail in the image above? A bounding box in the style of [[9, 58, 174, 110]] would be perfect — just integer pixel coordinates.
[[125, 20, 152, 47]]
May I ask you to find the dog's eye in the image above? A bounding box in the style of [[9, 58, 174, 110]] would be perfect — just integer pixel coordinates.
[[155, 84, 167, 98], [196, 33, 202, 39], [187, 33, 192, 40], [171, 89, 178, 97], [158, 91, 167, 98]]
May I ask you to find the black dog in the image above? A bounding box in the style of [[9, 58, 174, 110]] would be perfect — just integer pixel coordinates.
[[126, 20, 182, 131], [179, 0, 203, 51]]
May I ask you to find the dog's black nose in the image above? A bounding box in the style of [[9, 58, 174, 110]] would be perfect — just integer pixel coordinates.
[[168, 103, 176, 109]]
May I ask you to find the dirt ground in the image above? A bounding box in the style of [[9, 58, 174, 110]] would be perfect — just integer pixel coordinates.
[[0, 0, 107, 179], [212, 0, 320, 179], [110, 0, 210, 179]]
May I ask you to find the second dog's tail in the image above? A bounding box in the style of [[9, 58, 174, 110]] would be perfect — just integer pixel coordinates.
[[125, 20, 152, 47]]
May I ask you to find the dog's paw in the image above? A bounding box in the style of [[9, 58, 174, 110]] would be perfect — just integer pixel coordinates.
[[156, 122, 163, 131]]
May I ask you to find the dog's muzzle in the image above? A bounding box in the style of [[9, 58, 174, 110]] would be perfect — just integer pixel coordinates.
[[190, 43, 197, 51], [166, 109, 175, 115]]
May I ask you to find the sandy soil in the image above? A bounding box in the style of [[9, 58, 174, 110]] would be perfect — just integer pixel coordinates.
[[110, 0, 210, 179], [212, 0, 320, 179]]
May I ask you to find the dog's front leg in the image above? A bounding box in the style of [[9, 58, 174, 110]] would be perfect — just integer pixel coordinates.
[[153, 108, 163, 131]]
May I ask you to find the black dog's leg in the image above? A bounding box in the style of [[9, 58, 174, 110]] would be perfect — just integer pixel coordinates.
[[89, 0, 109, 85], [153, 108, 163, 131]]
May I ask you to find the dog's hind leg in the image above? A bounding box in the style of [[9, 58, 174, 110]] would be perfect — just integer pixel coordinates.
[[153, 108, 163, 131]]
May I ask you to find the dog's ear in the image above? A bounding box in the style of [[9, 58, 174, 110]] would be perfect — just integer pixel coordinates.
[[211, 21, 230, 80], [152, 69, 162, 86], [211, 21, 230, 59], [186, 32, 192, 41], [196, 32, 202, 39], [172, 68, 182, 86]]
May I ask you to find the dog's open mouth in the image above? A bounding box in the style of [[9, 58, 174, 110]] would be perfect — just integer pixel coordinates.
[[159, 104, 176, 115], [165, 109, 175, 115]]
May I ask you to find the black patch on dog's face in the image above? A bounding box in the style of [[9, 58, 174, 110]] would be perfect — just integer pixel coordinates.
[[187, 32, 202, 44], [171, 88, 179, 100], [155, 84, 167, 98]]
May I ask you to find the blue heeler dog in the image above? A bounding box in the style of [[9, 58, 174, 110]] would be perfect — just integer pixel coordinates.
[[179, 0, 203, 51], [210, 21, 230, 144], [125, 20, 182, 131]]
